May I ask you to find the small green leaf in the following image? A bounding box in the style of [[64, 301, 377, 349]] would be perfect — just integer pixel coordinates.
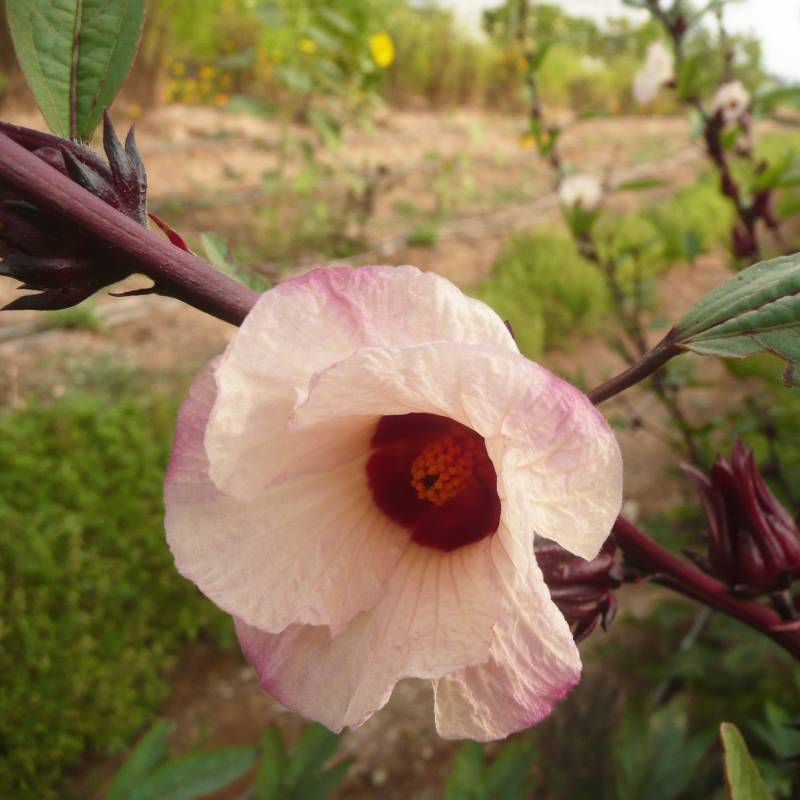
[[617, 178, 668, 191], [293, 759, 351, 800], [129, 747, 257, 800], [444, 742, 488, 800], [6, 0, 145, 141], [285, 724, 341, 789], [107, 720, 173, 800], [254, 725, 286, 800], [674, 253, 800, 386], [720, 723, 774, 800], [484, 738, 535, 800]]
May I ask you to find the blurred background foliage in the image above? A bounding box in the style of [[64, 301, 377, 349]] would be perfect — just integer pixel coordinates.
[[2, 0, 800, 798], [0, 0, 768, 115]]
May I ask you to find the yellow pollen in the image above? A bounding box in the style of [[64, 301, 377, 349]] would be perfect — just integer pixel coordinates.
[[411, 434, 484, 506]]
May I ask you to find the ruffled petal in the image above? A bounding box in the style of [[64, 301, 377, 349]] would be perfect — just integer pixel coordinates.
[[294, 342, 622, 560], [235, 535, 502, 732], [206, 265, 517, 498], [165, 362, 407, 635], [432, 538, 581, 741]]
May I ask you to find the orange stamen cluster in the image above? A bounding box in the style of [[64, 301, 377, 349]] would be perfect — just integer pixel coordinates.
[[410, 433, 488, 506]]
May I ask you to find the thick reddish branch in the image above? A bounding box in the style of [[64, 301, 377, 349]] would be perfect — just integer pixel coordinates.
[[0, 131, 259, 326], [614, 515, 800, 659]]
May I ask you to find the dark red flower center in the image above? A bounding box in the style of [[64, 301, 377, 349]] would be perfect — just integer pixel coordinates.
[[366, 413, 501, 552]]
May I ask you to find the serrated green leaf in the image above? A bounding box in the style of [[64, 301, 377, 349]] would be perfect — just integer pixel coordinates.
[[444, 742, 488, 800], [107, 720, 173, 800], [129, 747, 257, 800], [720, 723, 774, 800], [254, 725, 286, 800], [675, 253, 800, 386], [285, 724, 341, 789], [6, 0, 145, 141]]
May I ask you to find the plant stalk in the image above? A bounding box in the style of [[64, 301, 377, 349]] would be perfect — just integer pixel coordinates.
[[614, 515, 800, 660], [587, 335, 683, 405], [0, 132, 260, 326]]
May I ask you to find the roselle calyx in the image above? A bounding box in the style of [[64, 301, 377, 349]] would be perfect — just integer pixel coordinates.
[[684, 440, 800, 595], [0, 112, 147, 311], [536, 536, 623, 642]]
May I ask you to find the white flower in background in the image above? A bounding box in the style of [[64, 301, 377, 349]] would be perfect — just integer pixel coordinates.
[[559, 174, 603, 211], [633, 41, 674, 105], [165, 265, 623, 741], [711, 80, 751, 123]]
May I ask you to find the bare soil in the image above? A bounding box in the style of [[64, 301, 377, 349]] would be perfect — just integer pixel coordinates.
[[0, 105, 767, 799]]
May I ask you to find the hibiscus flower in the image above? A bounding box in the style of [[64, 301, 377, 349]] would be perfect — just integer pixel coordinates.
[[165, 265, 622, 740]]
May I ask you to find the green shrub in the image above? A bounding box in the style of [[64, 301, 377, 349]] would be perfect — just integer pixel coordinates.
[[645, 180, 734, 263], [0, 378, 229, 798], [474, 230, 609, 356]]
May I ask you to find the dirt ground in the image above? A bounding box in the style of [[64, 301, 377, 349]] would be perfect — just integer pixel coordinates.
[[0, 105, 765, 798]]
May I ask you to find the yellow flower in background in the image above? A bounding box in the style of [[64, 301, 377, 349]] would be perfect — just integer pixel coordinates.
[[299, 38, 317, 54], [199, 65, 216, 80], [518, 133, 536, 150], [369, 32, 395, 68]]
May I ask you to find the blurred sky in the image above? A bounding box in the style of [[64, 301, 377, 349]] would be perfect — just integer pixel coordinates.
[[441, 0, 800, 81]]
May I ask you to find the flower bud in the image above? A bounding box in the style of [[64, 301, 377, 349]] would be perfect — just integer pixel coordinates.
[[536, 536, 623, 641], [684, 440, 800, 594], [0, 112, 148, 310]]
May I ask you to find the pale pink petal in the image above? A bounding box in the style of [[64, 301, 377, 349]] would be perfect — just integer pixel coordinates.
[[206, 266, 517, 498], [236, 536, 502, 731], [165, 363, 407, 635], [294, 342, 622, 560], [432, 537, 581, 741]]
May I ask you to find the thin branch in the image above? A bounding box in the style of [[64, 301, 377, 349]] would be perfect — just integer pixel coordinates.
[[587, 336, 683, 407]]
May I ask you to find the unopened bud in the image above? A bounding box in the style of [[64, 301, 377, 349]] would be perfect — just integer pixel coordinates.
[[0, 112, 148, 310], [684, 440, 800, 594], [536, 536, 623, 641]]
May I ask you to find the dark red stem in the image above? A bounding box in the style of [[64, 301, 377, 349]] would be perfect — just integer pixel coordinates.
[[587, 334, 683, 405], [0, 132, 259, 326], [614, 515, 800, 659]]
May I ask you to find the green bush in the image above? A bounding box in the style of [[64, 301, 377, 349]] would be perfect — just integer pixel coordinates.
[[645, 180, 734, 263], [474, 230, 609, 357], [0, 378, 230, 799]]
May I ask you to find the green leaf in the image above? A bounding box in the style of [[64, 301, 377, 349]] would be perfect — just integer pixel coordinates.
[[285, 724, 341, 789], [200, 232, 232, 271], [293, 759, 351, 800], [484, 738, 535, 800], [615, 702, 712, 800], [720, 723, 774, 800], [129, 747, 257, 800], [674, 253, 800, 386], [254, 725, 286, 800], [617, 178, 668, 191], [107, 720, 173, 800], [755, 84, 800, 113], [753, 150, 798, 192], [684, 229, 702, 264], [444, 742, 488, 800], [6, 0, 145, 141]]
